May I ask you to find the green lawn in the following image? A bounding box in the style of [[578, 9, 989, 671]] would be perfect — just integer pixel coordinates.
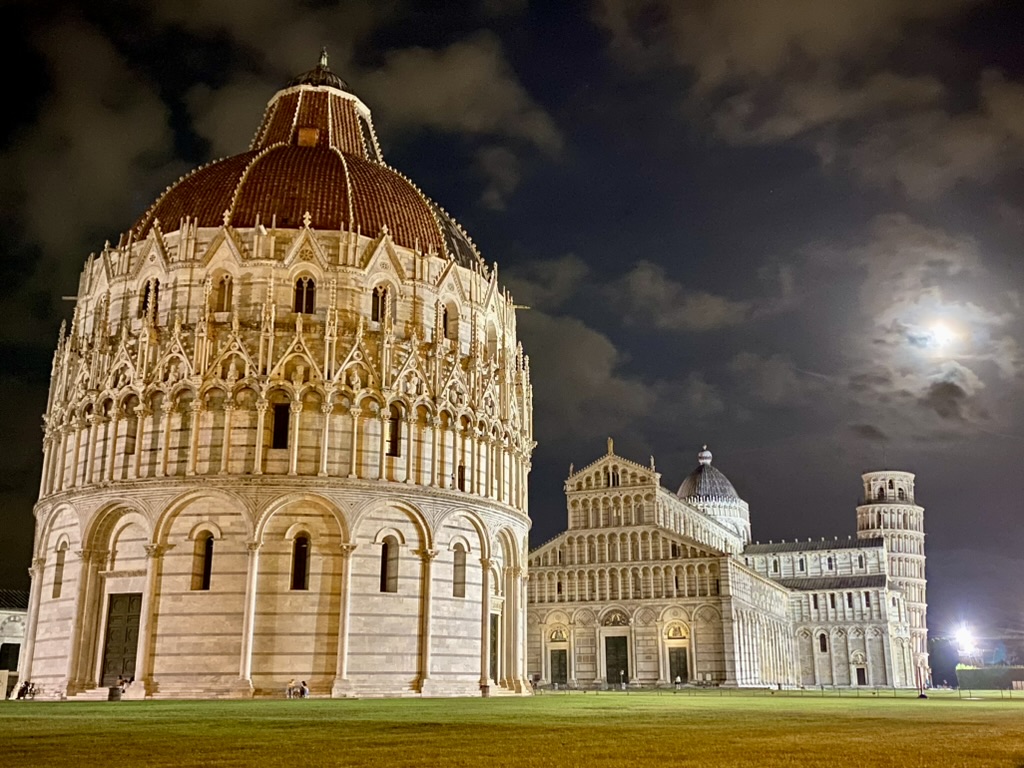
[[1, 690, 1021, 767]]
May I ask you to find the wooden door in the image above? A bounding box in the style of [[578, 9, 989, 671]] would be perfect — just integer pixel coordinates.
[[101, 593, 142, 686], [605, 636, 628, 684]]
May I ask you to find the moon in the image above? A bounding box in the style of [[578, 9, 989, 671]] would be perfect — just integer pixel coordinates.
[[928, 322, 956, 349]]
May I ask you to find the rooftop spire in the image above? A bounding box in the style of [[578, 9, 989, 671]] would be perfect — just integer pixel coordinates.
[[286, 49, 351, 92], [698, 445, 712, 465]]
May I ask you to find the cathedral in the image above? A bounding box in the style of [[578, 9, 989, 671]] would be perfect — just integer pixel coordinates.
[[526, 443, 928, 689], [21, 54, 534, 699]]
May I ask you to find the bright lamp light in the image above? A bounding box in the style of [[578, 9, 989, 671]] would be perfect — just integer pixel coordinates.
[[955, 625, 975, 653]]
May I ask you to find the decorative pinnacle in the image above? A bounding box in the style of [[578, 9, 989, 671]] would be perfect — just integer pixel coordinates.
[[320, 47, 329, 68], [698, 445, 713, 466]]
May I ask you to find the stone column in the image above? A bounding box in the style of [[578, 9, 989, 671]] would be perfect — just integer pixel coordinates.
[[158, 400, 174, 477], [64, 549, 94, 694], [19, 557, 46, 682], [628, 620, 637, 685], [512, 566, 527, 690], [865, 633, 874, 686], [498, 444, 506, 504], [38, 436, 53, 497], [253, 400, 268, 475], [479, 558, 492, 687], [656, 622, 667, 684], [540, 623, 549, 683], [132, 406, 150, 480], [77, 549, 108, 691], [127, 544, 166, 698], [186, 400, 203, 475], [56, 425, 71, 491], [484, 435, 493, 498], [84, 415, 99, 484], [69, 418, 84, 488], [238, 542, 260, 687], [418, 549, 438, 694], [568, 623, 576, 684], [429, 416, 440, 487], [377, 413, 387, 481], [105, 413, 120, 482], [288, 401, 303, 476], [467, 428, 477, 494], [348, 407, 361, 478], [318, 402, 332, 477], [404, 414, 414, 484], [219, 404, 234, 474], [453, 425, 462, 490], [331, 543, 357, 697]]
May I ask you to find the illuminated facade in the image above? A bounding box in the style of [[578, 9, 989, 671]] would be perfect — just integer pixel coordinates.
[[22, 54, 533, 699], [527, 444, 927, 688]]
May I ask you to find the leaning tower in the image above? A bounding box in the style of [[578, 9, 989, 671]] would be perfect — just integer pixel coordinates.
[[856, 471, 928, 687]]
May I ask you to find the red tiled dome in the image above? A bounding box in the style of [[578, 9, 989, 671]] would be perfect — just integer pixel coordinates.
[[132, 64, 482, 268]]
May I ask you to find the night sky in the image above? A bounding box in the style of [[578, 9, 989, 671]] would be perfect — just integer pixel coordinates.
[[2, 1, 1022, 646]]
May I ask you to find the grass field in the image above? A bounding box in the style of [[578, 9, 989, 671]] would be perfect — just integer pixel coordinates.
[[1, 690, 1021, 767]]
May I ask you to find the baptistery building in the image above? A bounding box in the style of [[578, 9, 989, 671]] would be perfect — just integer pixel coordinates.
[[527, 443, 928, 689], [22, 54, 533, 699]]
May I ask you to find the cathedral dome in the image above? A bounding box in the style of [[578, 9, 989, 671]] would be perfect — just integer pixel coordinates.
[[677, 446, 740, 501], [131, 51, 482, 269]]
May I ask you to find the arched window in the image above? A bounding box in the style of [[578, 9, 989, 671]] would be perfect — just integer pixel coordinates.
[[772, 559, 779, 573], [453, 544, 467, 598], [798, 557, 805, 572], [52, 542, 68, 599], [294, 276, 315, 314], [876, 487, 885, 500], [192, 532, 214, 591], [123, 406, 138, 455], [386, 404, 402, 457], [827, 556, 834, 571], [819, 633, 828, 653], [272, 403, 291, 449], [139, 278, 160, 319], [380, 535, 399, 593], [897, 488, 906, 500], [858, 554, 865, 569], [214, 275, 233, 313], [291, 534, 310, 590], [888, 479, 894, 489], [371, 285, 389, 323]]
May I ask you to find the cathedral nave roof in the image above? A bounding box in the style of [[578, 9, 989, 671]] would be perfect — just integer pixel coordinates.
[[744, 536, 883, 554], [775, 575, 887, 591]]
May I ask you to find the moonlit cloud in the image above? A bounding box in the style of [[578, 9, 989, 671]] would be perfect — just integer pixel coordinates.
[[361, 32, 562, 154], [609, 260, 751, 332]]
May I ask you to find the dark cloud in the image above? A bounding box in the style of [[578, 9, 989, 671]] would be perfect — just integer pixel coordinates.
[[849, 423, 888, 442], [594, 0, 1024, 202], [609, 260, 751, 332], [517, 310, 657, 444], [504, 254, 589, 312]]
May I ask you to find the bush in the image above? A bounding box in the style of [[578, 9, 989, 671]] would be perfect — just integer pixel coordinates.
[[954, 666, 1024, 690]]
